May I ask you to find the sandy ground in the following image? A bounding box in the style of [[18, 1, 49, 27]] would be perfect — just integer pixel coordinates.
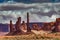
[[0, 30, 60, 39], [31, 30, 60, 39], [0, 32, 9, 36]]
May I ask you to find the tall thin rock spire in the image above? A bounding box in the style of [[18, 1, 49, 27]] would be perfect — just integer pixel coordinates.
[[27, 12, 31, 32]]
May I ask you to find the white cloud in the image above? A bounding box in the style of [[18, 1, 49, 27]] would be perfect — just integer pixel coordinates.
[[0, 11, 59, 24], [0, 3, 60, 12], [0, 3, 60, 24]]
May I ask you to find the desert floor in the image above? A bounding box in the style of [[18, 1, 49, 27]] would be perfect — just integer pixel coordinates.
[[0, 30, 60, 40]]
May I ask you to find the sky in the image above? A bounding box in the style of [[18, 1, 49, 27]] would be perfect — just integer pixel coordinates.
[[0, 0, 60, 3], [0, 0, 60, 24]]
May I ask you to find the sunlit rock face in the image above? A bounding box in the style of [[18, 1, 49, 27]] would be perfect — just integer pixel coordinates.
[[20, 21, 27, 32], [32, 24, 41, 31]]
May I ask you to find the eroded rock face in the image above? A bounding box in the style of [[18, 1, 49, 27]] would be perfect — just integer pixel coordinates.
[[43, 23, 51, 31], [32, 24, 41, 31], [15, 17, 22, 32], [27, 13, 31, 32], [10, 20, 15, 32], [20, 21, 27, 32], [55, 18, 60, 32], [42, 22, 55, 31]]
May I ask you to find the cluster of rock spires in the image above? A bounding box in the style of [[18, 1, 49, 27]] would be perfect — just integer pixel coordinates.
[[7, 12, 31, 35], [8, 12, 60, 35]]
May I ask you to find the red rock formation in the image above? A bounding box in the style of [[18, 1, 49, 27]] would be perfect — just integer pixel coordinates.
[[55, 18, 60, 32], [50, 22, 55, 26], [56, 18, 60, 23], [27, 12, 31, 32], [32, 24, 41, 31], [50, 22, 56, 30], [21, 21, 27, 30], [10, 20, 14, 32], [43, 22, 53, 31], [43, 23, 48, 31], [15, 17, 21, 31]]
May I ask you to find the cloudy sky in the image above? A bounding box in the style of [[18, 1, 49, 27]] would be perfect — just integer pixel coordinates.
[[0, 0, 60, 24]]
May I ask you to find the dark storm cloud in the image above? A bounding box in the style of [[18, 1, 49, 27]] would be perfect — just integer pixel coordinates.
[[0, 5, 37, 11], [0, 6, 27, 11], [0, 0, 60, 3]]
